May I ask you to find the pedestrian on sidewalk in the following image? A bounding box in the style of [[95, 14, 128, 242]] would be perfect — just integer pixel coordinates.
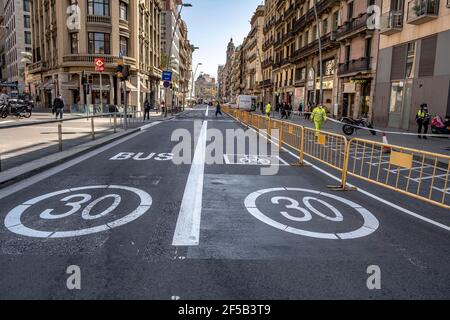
[[53, 94, 65, 119], [144, 99, 151, 120], [287, 102, 292, 119], [416, 103, 431, 139], [280, 102, 288, 119], [304, 101, 313, 120], [265, 102, 272, 118], [311, 104, 327, 133], [215, 102, 222, 117]]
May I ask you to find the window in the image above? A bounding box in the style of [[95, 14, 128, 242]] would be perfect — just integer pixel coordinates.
[[24, 15, 30, 28], [70, 33, 79, 54], [365, 37, 373, 64], [347, 1, 354, 21], [88, 32, 110, 54], [24, 31, 31, 45], [332, 11, 339, 31], [119, 1, 128, 21], [23, 0, 30, 12], [87, 0, 110, 16], [322, 18, 328, 35], [405, 42, 415, 78], [120, 36, 129, 56]]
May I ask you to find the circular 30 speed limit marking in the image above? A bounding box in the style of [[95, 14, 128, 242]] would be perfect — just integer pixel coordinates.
[[244, 188, 379, 239], [4, 185, 152, 238]]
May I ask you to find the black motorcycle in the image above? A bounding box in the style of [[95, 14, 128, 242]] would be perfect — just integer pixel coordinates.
[[341, 117, 376, 136], [0, 98, 33, 118]]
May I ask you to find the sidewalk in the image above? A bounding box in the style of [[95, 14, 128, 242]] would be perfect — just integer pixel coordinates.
[[256, 110, 450, 155]]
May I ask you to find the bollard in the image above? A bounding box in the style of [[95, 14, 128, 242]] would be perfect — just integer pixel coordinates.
[[58, 122, 62, 152], [279, 124, 283, 152], [91, 117, 95, 140], [113, 113, 117, 133]]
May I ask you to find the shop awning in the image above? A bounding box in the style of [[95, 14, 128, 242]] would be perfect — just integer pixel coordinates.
[[40, 79, 55, 90], [140, 82, 149, 93], [124, 81, 138, 92], [61, 78, 80, 90]]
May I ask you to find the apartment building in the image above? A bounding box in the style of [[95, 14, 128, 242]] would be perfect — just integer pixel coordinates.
[[2, 0, 32, 93], [0, 0, 6, 82], [375, 0, 450, 129], [217, 64, 224, 101], [243, 5, 265, 99], [220, 37, 235, 102], [336, 0, 380, 120], [178, 19, 193, 108], [195, 73, 216, 103], [231, 45, 244, 101], [261, 0, 276, 106], [28, 0, 162, 110]]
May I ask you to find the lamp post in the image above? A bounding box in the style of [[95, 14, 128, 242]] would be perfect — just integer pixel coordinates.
[[164, 2, 192, 117], [191, 62, 202, 106], [313, 0, 324, 106]]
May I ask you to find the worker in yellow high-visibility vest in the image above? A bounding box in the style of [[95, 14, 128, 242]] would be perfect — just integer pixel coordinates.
[[311, 104, 327, 132], [265, 102, 272, 118]]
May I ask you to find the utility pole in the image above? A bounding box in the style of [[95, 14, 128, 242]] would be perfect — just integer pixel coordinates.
[[313, 0, 324, 105]]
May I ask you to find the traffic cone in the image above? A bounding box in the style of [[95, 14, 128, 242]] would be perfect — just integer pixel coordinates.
[[381, 132, 391, 154]]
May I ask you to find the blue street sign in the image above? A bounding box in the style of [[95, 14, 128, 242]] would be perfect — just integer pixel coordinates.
[[162, 71, 172, 82]]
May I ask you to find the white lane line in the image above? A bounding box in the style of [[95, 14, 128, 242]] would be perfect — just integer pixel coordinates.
[[0, 122, 161, 201], [172, 120, 208, 246], [237, 119, 450, 232], [205, 106, 209, 117]]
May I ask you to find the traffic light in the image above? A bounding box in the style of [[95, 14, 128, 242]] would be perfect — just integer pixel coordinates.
[[81, 72, 87, 86]]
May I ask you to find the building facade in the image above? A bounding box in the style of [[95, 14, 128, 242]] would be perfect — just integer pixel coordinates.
[[243, 5, 265, 100], [195, 73, 216, 103], [374, 0, 450, 129], [28, 0, 163, 110], [3, 0, 32, 93], [336, 0, 380, 121]]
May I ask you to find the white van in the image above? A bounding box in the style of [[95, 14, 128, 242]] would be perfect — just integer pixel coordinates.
[[234, 95, 257, 111]]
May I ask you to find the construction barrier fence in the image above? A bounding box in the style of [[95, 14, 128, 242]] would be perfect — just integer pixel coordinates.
[[223, 107, 450, 209]]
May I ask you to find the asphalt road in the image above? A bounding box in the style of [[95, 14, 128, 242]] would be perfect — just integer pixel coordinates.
[[0, 106, 449, 299]]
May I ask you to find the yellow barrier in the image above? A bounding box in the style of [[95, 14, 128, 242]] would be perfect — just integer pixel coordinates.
[[347, 138, 450, 209], [222, 108, 450, 206]]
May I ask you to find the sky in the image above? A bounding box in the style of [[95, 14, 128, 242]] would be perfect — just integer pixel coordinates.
[[182, 0, 264, 82]]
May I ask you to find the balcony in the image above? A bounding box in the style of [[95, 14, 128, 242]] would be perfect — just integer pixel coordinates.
[[86, 15, 112, 25], [337, 57, 372, 76], [284, 5, 296, 18], [259, 79, 273, 88], [290, 32, 339, 63], [407, 0, 439, 25], [262, 59, 272, 69], [28, 61, 48, 74], [273, 37, 283, 48], [380, 11, 404, 35], [335, 12, 369, 40], [282, 30, 294, 43]]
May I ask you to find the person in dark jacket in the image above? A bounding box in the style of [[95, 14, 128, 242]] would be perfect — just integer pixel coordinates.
[[144, 99, 151, 120], [53, 95, 64, 119], [215, 102, 222, 117]]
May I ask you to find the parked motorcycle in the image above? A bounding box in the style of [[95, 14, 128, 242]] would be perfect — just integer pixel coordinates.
[[0, 98, 33, 118], [341, 117, 376, 136]]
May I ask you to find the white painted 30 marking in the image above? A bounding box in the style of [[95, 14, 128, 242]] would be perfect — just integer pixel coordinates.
[[4, 185, 152, 238], [245, 188, 379, 240]]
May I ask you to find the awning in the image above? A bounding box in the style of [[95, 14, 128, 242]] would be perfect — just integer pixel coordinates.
[[124, 81, 138, 92], [40, 79, 55, 90], [140, 82, 150, 93], [61, 78, 80, 90]]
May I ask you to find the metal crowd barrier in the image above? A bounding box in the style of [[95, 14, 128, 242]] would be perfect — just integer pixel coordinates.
[[0, 111, 145, 172], [223, 107, 450, 209]]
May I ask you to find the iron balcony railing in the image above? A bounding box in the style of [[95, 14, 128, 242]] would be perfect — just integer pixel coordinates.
[[335, 12, 369, 40], [338, 57, 372, 76], [407, 0, 440, 22]]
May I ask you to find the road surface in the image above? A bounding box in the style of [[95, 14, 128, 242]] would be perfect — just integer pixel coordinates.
[[0, 106, 449, 299]]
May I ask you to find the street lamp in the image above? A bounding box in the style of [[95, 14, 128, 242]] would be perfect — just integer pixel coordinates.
[[164, 2, 193, 117], [191, 62, 202, 106], [313, 0, 324, 106]]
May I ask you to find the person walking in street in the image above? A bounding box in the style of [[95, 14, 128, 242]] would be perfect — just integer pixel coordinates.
[[304, 101, 313, 120], [299, 101, 304, 116], [53, 94, 65, 119], [311, 104, 327, 133], [287, 102, 292, 119], [265, 102, 272, 118], [144, 99, 151, 121], [215, 102, 222, 117], [416, 103, 431, 139]]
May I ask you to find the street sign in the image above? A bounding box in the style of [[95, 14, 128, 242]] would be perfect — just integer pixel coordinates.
[[162, 71, 172, 82], [163, 81, 170, 88], [95, 58, 105, 72]]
